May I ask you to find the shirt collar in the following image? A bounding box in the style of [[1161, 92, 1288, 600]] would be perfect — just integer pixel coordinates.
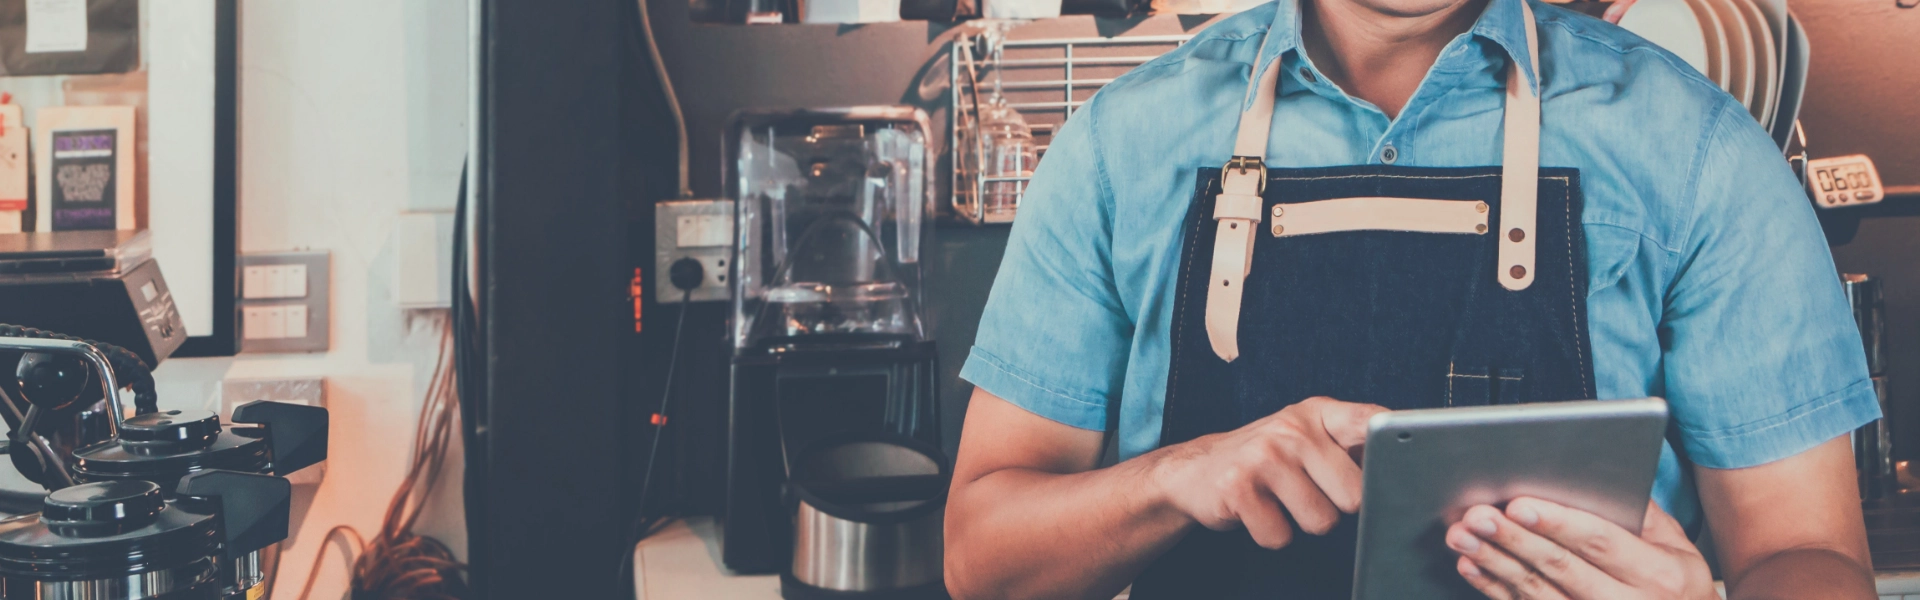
[[1248, 0, 1538, 107]]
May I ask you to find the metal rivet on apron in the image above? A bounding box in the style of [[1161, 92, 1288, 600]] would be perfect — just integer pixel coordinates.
[[1230, 222, 1238, 230], [1475, 224, 1488, 234], [1298, 67, 1315, 84], [1510, 265, 1527, 279], [1475, 201, 1488, 213], [1381, 145, 1398, 164], [1272, 223, 1284, 236], [1508, 228, 1526, 242], [1271, 206, 1284, 217]]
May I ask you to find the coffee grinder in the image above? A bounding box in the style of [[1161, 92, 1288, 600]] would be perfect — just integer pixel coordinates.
[[720, 106, 941, 574]]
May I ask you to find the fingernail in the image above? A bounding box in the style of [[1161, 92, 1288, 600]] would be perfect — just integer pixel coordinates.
[[1512, 504, 1539, 526], [1460, 559, 1483, 579], [1449, 530, 1482, 553], [1468, 516, 1496, 537]]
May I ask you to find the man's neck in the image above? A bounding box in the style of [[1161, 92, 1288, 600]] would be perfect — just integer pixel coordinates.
[[1299, 0, 1488, 120]]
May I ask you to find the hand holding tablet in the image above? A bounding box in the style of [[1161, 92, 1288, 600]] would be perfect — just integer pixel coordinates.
[[1447, 496, 1717, 600], [1351, 398, 1671, 599]]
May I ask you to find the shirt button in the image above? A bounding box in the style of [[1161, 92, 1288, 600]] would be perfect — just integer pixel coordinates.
[[1298, 67, 1316, 84], [1381, 144, 1398, 164]]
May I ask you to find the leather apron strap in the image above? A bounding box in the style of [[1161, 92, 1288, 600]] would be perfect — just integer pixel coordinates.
[[1204, 0, 1542, 362]]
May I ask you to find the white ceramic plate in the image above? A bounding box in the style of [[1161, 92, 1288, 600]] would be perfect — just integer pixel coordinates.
[[1703, 0, 1753, 108], [1682, 0, 1730, 91], [1769, 13, 1809, 149], [1752, 0, 1790, 64], [1731, 0, 1777, 123], [1616, 0, 1710, 78], [1749, 0, 1790, 126]]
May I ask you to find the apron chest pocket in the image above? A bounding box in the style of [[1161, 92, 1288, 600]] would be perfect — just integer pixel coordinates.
[[1447, 365, 1528, 407]]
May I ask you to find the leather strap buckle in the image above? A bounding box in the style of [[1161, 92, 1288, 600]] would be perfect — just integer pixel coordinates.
[[1223, 156, 1267, 195]]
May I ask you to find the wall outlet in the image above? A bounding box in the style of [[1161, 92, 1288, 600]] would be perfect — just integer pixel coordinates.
[[654, 199, 733, 303], [240, 252, 330, 353]]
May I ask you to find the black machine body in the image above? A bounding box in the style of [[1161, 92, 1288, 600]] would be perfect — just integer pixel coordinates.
[[722, 336, 941, 574], [0, 333, 329, 599], [0, 470, 292, 599], [0, 253, 187, 368], [71, 402, 329, 493]]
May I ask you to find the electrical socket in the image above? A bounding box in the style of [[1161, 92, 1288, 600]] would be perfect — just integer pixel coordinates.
[[654, 199, 733, 303]]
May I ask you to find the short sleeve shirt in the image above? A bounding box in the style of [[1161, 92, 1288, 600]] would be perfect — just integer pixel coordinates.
[[958, 0, 1879, 530]]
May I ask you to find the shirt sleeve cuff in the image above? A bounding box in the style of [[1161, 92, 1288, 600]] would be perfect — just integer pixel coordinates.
[[959, 347, 1111, 432], [1679, 378, 1882, 470]]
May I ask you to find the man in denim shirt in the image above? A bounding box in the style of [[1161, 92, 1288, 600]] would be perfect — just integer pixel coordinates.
[[943, 0, 1880, 598]]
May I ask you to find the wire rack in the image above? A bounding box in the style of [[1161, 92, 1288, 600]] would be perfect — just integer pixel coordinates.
[[949, 32, 1192, 224]]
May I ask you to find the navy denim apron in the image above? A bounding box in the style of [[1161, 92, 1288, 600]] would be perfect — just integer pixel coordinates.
[[1130, 4, 1597, 598]]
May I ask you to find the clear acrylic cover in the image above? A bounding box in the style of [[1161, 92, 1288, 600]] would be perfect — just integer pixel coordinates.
[[729, 107, 933, 352]]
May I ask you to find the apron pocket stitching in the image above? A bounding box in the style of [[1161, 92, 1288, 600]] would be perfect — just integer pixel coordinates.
[[1559, 180, 1591, 395], [1169, 174, 1217, 409]]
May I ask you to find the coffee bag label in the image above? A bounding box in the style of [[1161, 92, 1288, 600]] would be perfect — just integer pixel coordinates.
[[49, 128, 115, 230]]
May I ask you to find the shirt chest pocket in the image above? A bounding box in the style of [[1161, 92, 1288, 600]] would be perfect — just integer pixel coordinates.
[[1584, 224, 1643, 299]]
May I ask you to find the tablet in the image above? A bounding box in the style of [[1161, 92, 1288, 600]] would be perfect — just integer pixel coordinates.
[[1350, 398, 1669, 600]]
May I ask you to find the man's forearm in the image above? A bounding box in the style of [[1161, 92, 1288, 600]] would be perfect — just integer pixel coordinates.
[[945, 448, 1192, 600], [1726, 547, 1877, 600]]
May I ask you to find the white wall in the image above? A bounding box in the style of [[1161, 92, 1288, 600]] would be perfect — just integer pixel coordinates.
[[148, 1, 471, 598]]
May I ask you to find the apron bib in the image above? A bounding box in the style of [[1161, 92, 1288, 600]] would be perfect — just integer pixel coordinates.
[[1131, 3, 1598, 598]]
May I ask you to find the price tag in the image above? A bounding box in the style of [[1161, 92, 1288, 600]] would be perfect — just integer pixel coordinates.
[[1807, 154, 1885, 209]]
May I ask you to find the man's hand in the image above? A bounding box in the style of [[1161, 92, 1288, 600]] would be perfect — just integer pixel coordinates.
[[1446, 498, 1716, 600], [1151, 396, 1387, 549]]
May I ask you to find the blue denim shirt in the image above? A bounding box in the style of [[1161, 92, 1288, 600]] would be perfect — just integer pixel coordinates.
[[959, 0, 1878, 530]]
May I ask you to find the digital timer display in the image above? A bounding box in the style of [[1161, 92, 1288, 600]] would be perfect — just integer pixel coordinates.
[[1807, 155, 1884, 209]]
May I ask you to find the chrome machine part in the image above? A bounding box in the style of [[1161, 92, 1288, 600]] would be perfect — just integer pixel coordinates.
[[225, 546, 270, 600], [783, 433, 949, 598], [0, 473, 293, 600], [791, 499, 943, 592], [0, 338, 131, 429], [18, 559, 216, 600]]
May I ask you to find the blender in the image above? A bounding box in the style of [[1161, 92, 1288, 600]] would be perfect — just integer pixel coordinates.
[[721, 107, 944, 581]]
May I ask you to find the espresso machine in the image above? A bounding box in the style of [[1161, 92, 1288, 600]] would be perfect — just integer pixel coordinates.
[[720, 107, 943, 575], [0, 333, 327, 599]]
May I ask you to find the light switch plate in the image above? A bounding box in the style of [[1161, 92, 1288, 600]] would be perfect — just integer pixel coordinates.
[[654, 199, 733, 303], [240, 252, 330, 353]]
